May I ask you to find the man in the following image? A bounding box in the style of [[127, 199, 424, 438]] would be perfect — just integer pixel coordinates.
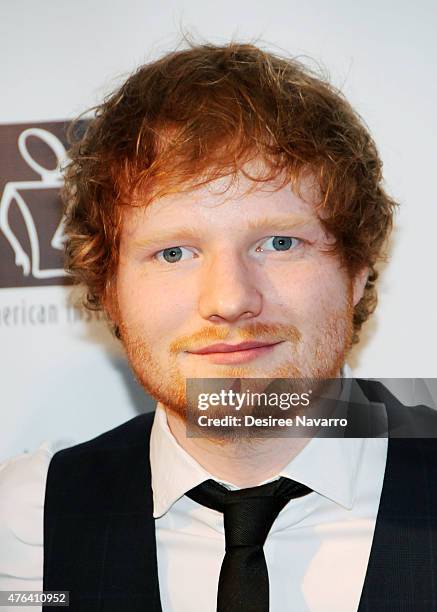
[[0, 43, 436, 612]]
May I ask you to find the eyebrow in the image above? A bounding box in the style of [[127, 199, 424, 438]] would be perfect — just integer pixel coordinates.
[[133, 215, 316, 249], [247, 215, 315, 231]]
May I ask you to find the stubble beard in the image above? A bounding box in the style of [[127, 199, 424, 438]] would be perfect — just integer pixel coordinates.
[[118, 290, 355, 426]]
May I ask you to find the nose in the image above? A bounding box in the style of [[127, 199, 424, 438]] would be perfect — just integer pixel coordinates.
[[198, 250, 263, 323]]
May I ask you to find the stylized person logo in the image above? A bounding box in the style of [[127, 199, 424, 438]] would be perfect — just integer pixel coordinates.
[[0, 127, 68, 279]]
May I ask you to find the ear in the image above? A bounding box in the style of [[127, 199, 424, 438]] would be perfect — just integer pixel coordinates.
[[352, 266, 369, 307], [102, 276, 119, 326]]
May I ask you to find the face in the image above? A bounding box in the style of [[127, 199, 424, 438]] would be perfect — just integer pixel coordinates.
[[112, 170, 367, 419]]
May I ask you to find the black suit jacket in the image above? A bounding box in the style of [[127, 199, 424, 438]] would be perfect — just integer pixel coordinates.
[[43, 380, 437, 611]]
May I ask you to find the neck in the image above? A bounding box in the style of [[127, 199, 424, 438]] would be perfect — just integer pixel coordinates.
[[165, 408, 311, 488], [163, 369, 344, 488]]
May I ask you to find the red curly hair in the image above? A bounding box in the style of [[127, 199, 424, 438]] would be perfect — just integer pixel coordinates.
[[63, 42, 397, 343]]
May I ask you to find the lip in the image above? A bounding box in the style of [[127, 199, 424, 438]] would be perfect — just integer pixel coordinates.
[[186, 341, 284, 365], [189, 341, 279, 354]]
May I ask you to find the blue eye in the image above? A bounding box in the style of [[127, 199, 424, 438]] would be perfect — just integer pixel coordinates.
[[156, 246, 193, 263], [257, 236, 301, 252], [154, 236, 301, 264]]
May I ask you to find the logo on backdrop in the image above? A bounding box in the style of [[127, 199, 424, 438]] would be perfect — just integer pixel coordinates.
[[0, 122, 75, 288]]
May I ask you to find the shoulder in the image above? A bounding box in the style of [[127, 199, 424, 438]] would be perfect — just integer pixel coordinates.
[[45, 412, 156, 515], [0, 441, 65, 535], [0, 443, 56, 586], [49, 411, 155, 467], [0, 413, 156, 585], [357, 378, 437, 438]]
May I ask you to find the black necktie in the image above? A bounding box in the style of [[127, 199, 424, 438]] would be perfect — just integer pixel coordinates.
[[186, 476, 312, 612]]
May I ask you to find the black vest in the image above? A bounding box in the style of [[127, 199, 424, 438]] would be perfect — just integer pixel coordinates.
[[43, 381, 437, 611]]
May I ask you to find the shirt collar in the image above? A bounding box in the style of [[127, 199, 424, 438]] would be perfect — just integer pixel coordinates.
[[150, 364, 364, 517], [150, 403, 212, 517]]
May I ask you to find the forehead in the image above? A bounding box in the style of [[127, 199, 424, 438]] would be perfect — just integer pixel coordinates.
[[122, 171, 323, 238]]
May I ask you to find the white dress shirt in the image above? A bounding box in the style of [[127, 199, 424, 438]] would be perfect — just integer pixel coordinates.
[[0, 368, 388, 612]]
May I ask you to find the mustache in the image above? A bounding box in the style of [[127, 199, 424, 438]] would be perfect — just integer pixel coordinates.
[[169, 322, 301, 354]]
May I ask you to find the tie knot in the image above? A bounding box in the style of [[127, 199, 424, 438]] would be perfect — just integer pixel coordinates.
[[224, 496, 283, 547], [186, 477, 312, 549]]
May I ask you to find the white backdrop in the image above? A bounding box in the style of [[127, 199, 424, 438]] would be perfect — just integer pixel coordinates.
[[1, 0, 436, 461]]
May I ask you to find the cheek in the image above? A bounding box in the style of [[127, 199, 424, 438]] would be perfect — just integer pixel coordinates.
[[273, 262, 351, 317], [116, 266, 195, 333]]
